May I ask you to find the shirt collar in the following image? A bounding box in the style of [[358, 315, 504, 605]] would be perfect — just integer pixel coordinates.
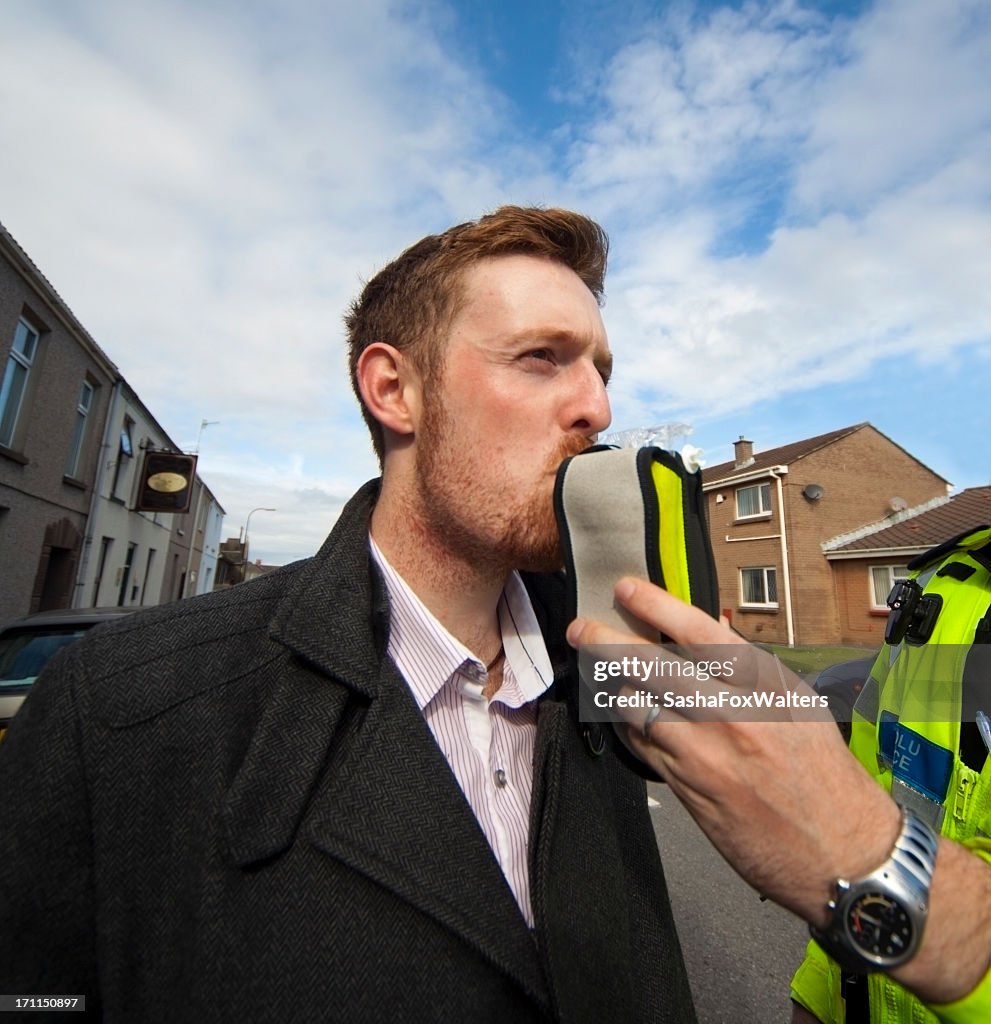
[[368, 536, 554, 711]]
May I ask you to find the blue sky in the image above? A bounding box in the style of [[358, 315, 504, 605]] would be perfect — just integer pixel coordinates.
[[1, 0, 988, 563]]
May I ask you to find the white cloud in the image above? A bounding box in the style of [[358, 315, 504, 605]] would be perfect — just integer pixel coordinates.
[[567, 0, 991, 455], [567, 0, 833, 216], [203, 462, 366, 566], [793, 0, 991, 214], [2, 0, 988, 562], [1, 0, 524, 560]]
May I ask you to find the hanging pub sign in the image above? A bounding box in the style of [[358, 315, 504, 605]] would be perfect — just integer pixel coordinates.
[[136, 452, 198, 513]]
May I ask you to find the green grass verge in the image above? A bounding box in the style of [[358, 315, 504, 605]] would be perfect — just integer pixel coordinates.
[[766, 644, 877, 677]]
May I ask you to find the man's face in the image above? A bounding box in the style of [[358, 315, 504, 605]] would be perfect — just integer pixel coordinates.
[[414, 253, 612, 573]]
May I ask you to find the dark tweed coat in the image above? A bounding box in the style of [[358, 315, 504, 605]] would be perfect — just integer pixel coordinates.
[[0, 481, 696, 1024]]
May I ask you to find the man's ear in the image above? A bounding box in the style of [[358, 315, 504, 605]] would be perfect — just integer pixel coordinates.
[[355, 343, 422, 440]]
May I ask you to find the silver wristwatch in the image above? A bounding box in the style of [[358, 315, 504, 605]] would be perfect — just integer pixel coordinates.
[[810, 807, 938, 973]]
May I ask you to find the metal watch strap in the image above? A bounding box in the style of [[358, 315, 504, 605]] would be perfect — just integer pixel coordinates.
[[810, 806, 939, 974]]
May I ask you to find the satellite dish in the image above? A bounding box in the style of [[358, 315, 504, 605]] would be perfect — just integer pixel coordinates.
[[802, 483, 824, 501], [889, 496, 908, 512]]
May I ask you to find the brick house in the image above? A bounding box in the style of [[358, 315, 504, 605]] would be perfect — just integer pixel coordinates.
[[701, 424, 950, 646], [823, 486, 991, 645]]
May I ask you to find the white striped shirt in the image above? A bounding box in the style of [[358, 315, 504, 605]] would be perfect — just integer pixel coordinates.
[[369, 536, 554, 926]]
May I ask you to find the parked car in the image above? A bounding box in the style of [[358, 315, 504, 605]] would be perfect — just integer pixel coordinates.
[[813, 654, 878, 742], [0, 608, 133, 742]]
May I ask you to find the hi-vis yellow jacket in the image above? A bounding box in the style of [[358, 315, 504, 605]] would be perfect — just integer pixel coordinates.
[[791, 526, 991, 1024]]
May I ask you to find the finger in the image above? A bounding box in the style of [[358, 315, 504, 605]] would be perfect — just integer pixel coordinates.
[[623, 720, 679, 779], [613, 578, 744, 647], [608, 721, 675, 783], [641, 700, 663, 739], [566, 615, 658, 649]]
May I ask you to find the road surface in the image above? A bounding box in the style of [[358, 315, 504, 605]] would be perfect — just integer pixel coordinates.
[[649, 781, 809, 1023]]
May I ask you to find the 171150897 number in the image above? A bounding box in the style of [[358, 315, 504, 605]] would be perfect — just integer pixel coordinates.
[[0, 996, 85, 1012]]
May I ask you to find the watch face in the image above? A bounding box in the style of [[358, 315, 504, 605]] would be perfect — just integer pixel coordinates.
[[846, 892, 914, 961]]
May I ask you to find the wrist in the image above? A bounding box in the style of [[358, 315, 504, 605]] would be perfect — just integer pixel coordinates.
[[811, 806, 938, 974], [809, 795, 902, 931], [890, 838, 991, 1004]]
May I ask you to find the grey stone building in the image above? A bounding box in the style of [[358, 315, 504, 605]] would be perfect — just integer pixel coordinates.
[[0, 225, 118, 624], [1, 222, 224, 626]]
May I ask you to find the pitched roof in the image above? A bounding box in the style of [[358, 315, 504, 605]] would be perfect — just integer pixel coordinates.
[[825, 487, 991, 555], [0, 221, 119, 378], [703, 424, 868, 481], [702, 422, 949, 487]]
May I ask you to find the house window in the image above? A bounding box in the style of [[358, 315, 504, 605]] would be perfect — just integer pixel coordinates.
[[736, 482, 771, 518], [741, 566, 778, 607], [111, 419, 134, 500], [117, 542, 137, 607], [93, 536, 113, 605], [140, 548, 156, 605], [870, 565, 909, 609], [65, 381, 95, 478], [0, 318, 40, 449]]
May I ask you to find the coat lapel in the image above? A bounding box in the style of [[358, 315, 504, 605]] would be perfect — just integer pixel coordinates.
[[529, 698, 639, 1023], [303, 655, 547, 1003], [223, 480, 548, 1008]]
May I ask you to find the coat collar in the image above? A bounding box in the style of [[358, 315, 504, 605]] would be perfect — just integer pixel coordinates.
[[268, 479, 577, 701], [225, 479, 555, 1007], [268, 479, 388, 700]]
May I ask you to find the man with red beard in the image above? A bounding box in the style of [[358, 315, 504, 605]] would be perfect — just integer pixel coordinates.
[[0, 207, 697, 1023]]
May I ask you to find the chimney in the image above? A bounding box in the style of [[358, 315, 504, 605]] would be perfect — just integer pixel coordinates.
[[734, 436, 755, 469]]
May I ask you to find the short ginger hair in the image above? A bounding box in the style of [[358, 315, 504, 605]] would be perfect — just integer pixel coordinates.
[[344, 205, 609, 463]]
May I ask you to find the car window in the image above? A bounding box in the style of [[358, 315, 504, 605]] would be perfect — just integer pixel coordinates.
[[0, 628, 90, 688]]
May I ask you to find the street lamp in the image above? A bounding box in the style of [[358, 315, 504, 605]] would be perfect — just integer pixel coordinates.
[[241, 507, 277, 580]]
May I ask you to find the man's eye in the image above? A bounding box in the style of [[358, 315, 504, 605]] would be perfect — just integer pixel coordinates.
[[526, 349, 553, 362]]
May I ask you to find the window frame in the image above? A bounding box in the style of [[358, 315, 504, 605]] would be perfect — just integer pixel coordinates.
[[735, 481, 772, 519], [111, 418, 135, 501], [869, 564, 909, 610], [740, 566, 779, 608], [0, 317, 41, 450], [64, 380, 95, 479]]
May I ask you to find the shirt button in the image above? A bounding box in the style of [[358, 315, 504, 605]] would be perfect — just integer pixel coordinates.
[[494, 768, 508, 788]]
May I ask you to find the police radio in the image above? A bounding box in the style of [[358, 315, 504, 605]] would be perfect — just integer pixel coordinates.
[[884, 578, 942, 646]]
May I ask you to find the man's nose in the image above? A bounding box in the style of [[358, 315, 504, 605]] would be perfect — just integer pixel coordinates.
[[568, 366, 612, 438]]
